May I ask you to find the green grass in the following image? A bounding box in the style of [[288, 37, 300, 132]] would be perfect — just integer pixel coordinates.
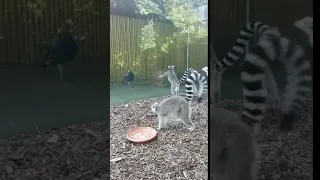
[[110, 80, 186, 105]]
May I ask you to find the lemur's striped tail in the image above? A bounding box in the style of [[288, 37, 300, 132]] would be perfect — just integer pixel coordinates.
[[185, 68, 208, 103], [177, 68, 194, 84], [241, 27, 312, 133], [216, 21, 270, 71]]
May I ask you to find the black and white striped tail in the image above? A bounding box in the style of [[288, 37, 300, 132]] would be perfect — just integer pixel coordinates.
[[241, 28, 312, 133], [216, 21, 270, 71], [178, 68, 194, 84], [185, 69, 208, 103]]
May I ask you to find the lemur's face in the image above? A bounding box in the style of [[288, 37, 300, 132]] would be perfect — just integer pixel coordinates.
[[151, 102, 158, 113]]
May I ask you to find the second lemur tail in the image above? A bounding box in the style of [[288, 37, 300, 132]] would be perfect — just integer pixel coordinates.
[[197, 67, 208, 103], [241, 27, 312, 133], [178, 68, 195, 84], [216, 21, 270, 71], [185, 67, 208, 103]]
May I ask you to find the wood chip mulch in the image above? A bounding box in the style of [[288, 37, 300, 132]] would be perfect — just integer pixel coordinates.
[[219, 97, 313, 180], [0, 121, 109, 180], [0, 95, 312, 180], [110, 96, 209, 180], [110, 95, 312, 180]]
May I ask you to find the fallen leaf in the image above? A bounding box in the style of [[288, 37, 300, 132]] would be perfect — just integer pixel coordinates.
[[110, 157, 123, 163], [47, 134, 60, 143]]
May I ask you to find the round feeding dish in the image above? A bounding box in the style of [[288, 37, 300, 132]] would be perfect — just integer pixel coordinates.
[[127, 127, 157, 143]]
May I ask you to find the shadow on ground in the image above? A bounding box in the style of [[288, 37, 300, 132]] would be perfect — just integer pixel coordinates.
[[0, 60, 109, 138]]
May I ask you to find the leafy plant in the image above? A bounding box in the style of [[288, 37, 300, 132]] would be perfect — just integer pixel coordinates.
[[113, 52, 142, 75], [22, 0, 47, 18], [72, 0, 100, 17], [139, 19, 158, 71], [135, 0, 162, 15], [113, 53, 125, 69], [135, 0, 208, 67], [131, 56, 142, 74], [140, 20, 157, 51]]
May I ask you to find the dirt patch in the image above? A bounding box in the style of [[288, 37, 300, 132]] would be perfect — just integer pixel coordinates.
[[110, 96, 209, 179], [111, 95, 312, 180], [219, 97, 313, 180], [0, 95, 312, 180], [0, 121, 109, 180]]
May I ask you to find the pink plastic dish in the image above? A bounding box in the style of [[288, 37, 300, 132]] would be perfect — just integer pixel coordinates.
[[127, 127, 157, 143]]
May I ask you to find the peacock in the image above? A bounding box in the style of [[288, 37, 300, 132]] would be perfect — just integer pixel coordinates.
[[122, 70, 134, 88], [42, 21, 78, 87]]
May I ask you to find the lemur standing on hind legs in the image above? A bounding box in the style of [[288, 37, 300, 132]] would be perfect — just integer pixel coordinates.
[[151, 67, 208, 131], [211, 22, 281, 110], [159, 65, 194, 96]]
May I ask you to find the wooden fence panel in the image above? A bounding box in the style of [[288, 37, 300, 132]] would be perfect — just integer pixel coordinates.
[[0, 0, 107, 64], [210, 0, 247, 58], [251, 0, 313, 37], [210, 0, 312, 59], [0, 1, 208, 81], [110, 15, 208, 82]]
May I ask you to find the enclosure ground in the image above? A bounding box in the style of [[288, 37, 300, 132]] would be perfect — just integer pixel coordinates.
[[216, 97, 313, 180], [110, 94, 312, 180], [110, 96, 209, 179], [0, 93, 312, 179], [0, 120, 109, 180], [0, 62, 108, 138]]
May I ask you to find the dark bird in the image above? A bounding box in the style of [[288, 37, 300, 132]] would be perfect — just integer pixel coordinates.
[[122, 70, 134, 88], [42, 21, 78, 87]]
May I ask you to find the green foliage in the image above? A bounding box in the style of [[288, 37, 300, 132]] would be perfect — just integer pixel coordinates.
[[22, 0, 99, 19], [135, 0, 208, 70], [72, 0, 100, 17], [159, 36, 174, 53], [135, 0, 162, 15], [113, 52, 142, 75], [22, 0, 46, 18], [131, 57, 142, 74], [113, 53, 125, 69], [140, 20, 157, 51], [195, 25, 208, 39], [139, 20, 158, 72]]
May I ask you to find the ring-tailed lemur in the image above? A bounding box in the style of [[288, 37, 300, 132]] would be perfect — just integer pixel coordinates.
[[185, 66, 208, 103], [241, 27, 312, 133], [159, 65, 194, 95], [151, 95, 195, 131], [209, 106, 260, 180], [209, 26, 313, 179], [211, 22, 281, 109], [209, 41, 260, 180]]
